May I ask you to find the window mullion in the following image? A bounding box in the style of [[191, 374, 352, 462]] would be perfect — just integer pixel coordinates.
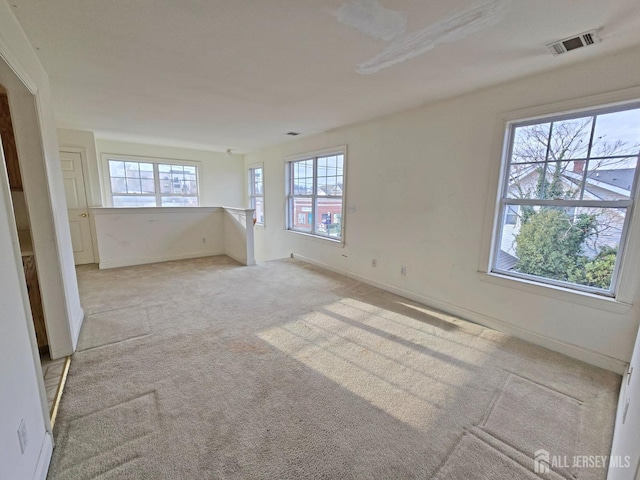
[[312, 157, 318, 234], [153, 163, 161, 206]]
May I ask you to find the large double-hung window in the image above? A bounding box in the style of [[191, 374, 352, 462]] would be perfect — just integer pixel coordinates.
[[287, 149, 345, 241], [104, 155, 200, 207], [492, 103, 640, 296]]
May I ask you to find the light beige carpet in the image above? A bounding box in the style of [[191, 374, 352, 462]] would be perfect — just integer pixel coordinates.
[[48, 256, 620, 479]]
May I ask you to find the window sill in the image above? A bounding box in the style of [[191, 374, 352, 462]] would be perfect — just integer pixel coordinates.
[[284, 229, 344, 247], [477, 271, 632, 314]]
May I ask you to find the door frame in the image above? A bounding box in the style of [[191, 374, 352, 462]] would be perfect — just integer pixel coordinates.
[[60, 146, 98, 264]]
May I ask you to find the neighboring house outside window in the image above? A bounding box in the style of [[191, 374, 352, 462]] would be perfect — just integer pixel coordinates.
[[287, 149, 345, 241], [492, 103, 640, 296], [104, 155, 199, 207], [248, 166, 264, 225]]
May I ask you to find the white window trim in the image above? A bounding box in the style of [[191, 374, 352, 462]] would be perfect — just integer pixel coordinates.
[[284, 145, 347, 245], [248, 163, 265, 227], [478, 87, 640, 308], [100, 153, 201, 207]]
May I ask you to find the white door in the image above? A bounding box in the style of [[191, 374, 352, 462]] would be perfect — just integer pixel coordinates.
[[60, 150, 95, 264], [608, 325, 640, 480]]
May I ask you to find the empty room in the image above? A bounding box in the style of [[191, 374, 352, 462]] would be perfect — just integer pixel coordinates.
[[2, 1, 640, 479]]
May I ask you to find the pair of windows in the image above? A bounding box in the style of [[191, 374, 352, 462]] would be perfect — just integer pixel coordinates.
[[247, 151, 346, 242], [492, 102, 640, 297], [106, 157, 199, 207]]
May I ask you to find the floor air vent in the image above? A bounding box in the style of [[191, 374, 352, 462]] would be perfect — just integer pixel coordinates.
[[546, 30, 601, 56]]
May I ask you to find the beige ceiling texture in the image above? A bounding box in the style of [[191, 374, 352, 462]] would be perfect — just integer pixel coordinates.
[[10, 0, 640, 153]]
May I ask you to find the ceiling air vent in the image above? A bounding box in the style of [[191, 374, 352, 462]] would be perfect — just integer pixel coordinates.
[[546, 30, 601, 56]]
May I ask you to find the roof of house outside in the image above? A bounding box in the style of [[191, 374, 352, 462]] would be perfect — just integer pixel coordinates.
[[587, 168, 635, 192], [496, 250, 519, 271]]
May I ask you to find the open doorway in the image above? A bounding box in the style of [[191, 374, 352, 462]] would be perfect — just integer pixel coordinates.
[[0, 87, 70, 424]]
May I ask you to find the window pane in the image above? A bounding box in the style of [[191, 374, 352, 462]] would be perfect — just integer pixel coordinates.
[[109, 160, 125, 177], [315, 197, 343, 239], [317, 176, 327, 196], [126, 178, 142, 193], [293, 160, 311, 182], [139, 162, 154, 179], [507, 161, 584, 200], [497, 204, 625, 290], [511, 123, 550, 164], [182, 181, 197, 195], [112, 196, 156, 207], [110, 177, 127, 194], [161, 196, 198, 206], [291, 197, 312, 233], [592, 108, 640, 157], [505, 205, 519, 226], [506, 164, 545, 199], [543, 161, 583, 200], [125, 162, 141, 178], [548, 117, 593, 160], [159, 172, 172, 193], [326, 176, 342, 196], [318, 156, 328, 176], [585, 157, 637, 200], [140, 179, 155, 194], [254, 168, 263, 194], [254, 197, 264, 224]]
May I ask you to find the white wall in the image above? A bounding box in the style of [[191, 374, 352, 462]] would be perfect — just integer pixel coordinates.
[[95, 139, 245, 208], [92, 207, 225, 269], [246, 46, 640, 372], [223, 207, 255, 266]]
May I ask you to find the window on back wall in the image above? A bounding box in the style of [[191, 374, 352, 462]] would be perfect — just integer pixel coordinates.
[[492, 102, 640, 296], [248, 166, 264, 225], [286, 149, 345, 241], [104, 156, 200, 207]]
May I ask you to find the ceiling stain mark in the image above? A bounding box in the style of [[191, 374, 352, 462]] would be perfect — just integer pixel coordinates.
[[357, 0, 509, 74], [336, 0, 408, 42]]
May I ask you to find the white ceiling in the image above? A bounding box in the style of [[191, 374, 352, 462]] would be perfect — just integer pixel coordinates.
[[9, 0, 640, 153]]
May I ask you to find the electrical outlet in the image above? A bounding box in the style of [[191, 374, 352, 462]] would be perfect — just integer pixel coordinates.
[[17, 419, 27, 454], [372, 259, 377, 267], [400, 266, 407, 276]]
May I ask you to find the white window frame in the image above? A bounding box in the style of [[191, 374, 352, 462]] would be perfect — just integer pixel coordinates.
[[285, 146, 346, 244], [101, 153, 201, 207], [248, 164, 265, 226], [490, 101, 640, 298]]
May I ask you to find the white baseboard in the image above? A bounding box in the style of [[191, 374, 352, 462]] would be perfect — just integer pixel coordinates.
[[33, 432, 52, 480], [99, 250, 226, 269], [224, 251, 252, 266], [292, 253, 628, 374]]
